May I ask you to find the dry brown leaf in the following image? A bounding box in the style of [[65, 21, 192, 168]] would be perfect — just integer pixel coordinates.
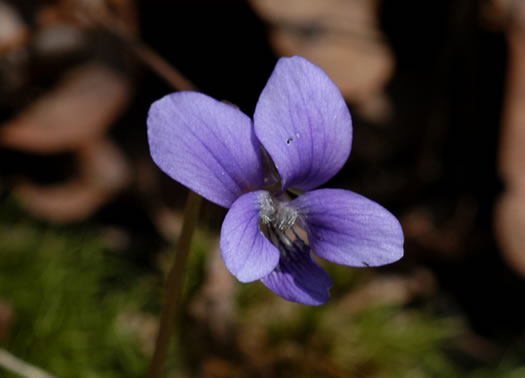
[[0, 1, 29, 53], [498, 31, 525, 187], [249, 0, 393, 118], [14, 138, 130, 223], [401, 199, 478, 260], [33, 23, 86, 57], [0, 63, 131, 154], [493, 0, 525, 276], [495, 189, 525, 276], [151, 206, 183, 241], [335, 269, 435, 314]]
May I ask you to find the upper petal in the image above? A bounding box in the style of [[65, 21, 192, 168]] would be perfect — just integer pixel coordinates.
[[292, 189, 404, 267], [254, 56, 352, 191], [220, 191, 280, 282], [261, 239, 333, 306], [147, 91, 264, 208]]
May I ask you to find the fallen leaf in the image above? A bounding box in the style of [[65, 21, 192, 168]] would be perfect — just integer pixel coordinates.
[[14, 138, 130, 223], [0, 63, 131, 154], [493, 0, 525, 276], [249, 0, 393, 120]]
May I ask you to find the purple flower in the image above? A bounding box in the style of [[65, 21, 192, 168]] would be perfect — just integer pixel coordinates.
[[147, 56, 404, 305]]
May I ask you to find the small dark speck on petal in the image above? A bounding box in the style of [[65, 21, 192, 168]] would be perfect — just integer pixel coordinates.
[[362, 262, 370, 267], [286, 137, 294, 145]]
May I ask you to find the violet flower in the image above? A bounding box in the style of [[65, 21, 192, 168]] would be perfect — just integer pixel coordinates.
[[147, 56, 404, 305]]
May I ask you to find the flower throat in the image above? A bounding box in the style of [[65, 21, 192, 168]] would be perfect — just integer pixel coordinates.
[[259, 193, 308, 261]]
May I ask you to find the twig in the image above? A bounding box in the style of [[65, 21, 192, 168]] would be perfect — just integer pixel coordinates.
[[131, 42, 197, 91], [0, 348, 56, 378], [71, 4, 196, 91]]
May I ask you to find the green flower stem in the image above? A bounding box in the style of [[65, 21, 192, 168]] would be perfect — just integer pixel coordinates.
[[148, 191, 202, 378], [77, 10, 203, 377]]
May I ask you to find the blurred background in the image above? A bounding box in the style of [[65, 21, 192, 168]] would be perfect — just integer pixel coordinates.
[[1, 0, 525, 377]]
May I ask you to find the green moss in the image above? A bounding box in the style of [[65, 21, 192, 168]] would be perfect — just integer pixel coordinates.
[[0, 209, 154, 377], [0, 199, 524, 377]]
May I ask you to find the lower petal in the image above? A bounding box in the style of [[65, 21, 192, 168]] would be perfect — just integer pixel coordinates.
[[292, 189, 404, 267], [261, 241, 333, 306], [220, 191, 280, 283]]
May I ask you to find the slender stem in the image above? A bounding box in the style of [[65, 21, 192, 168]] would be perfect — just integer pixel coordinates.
[[148, 192, 202, 378], [126, 28, 203, 378], [108, 21, 203, 378], [116, 28, 202, 378], [73, 6, 204, 377]]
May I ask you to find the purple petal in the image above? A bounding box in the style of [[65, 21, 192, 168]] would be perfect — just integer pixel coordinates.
[[148, 91, 264, 208], [292, 189, 404, 267], [261, 239, 332, 305], [254, 56, 352, 191], [220, 191, 280, 282]]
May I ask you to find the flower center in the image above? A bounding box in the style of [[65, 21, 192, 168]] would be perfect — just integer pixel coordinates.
[[259, 194, 298, 231], [259, 193, 308, 262]]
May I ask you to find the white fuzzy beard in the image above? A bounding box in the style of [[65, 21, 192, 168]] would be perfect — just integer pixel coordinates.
[[258, 192, 309, 263], [259, 193, 298, 232]]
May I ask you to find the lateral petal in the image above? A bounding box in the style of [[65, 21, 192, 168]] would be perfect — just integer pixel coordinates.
[[254, 56, 352, 191], [148, 91, 264, 208], [220, 191, 280, 282], [292, 189, 404, 267]]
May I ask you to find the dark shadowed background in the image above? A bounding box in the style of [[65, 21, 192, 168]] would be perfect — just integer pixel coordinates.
[[1, 0, 524, 377]]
